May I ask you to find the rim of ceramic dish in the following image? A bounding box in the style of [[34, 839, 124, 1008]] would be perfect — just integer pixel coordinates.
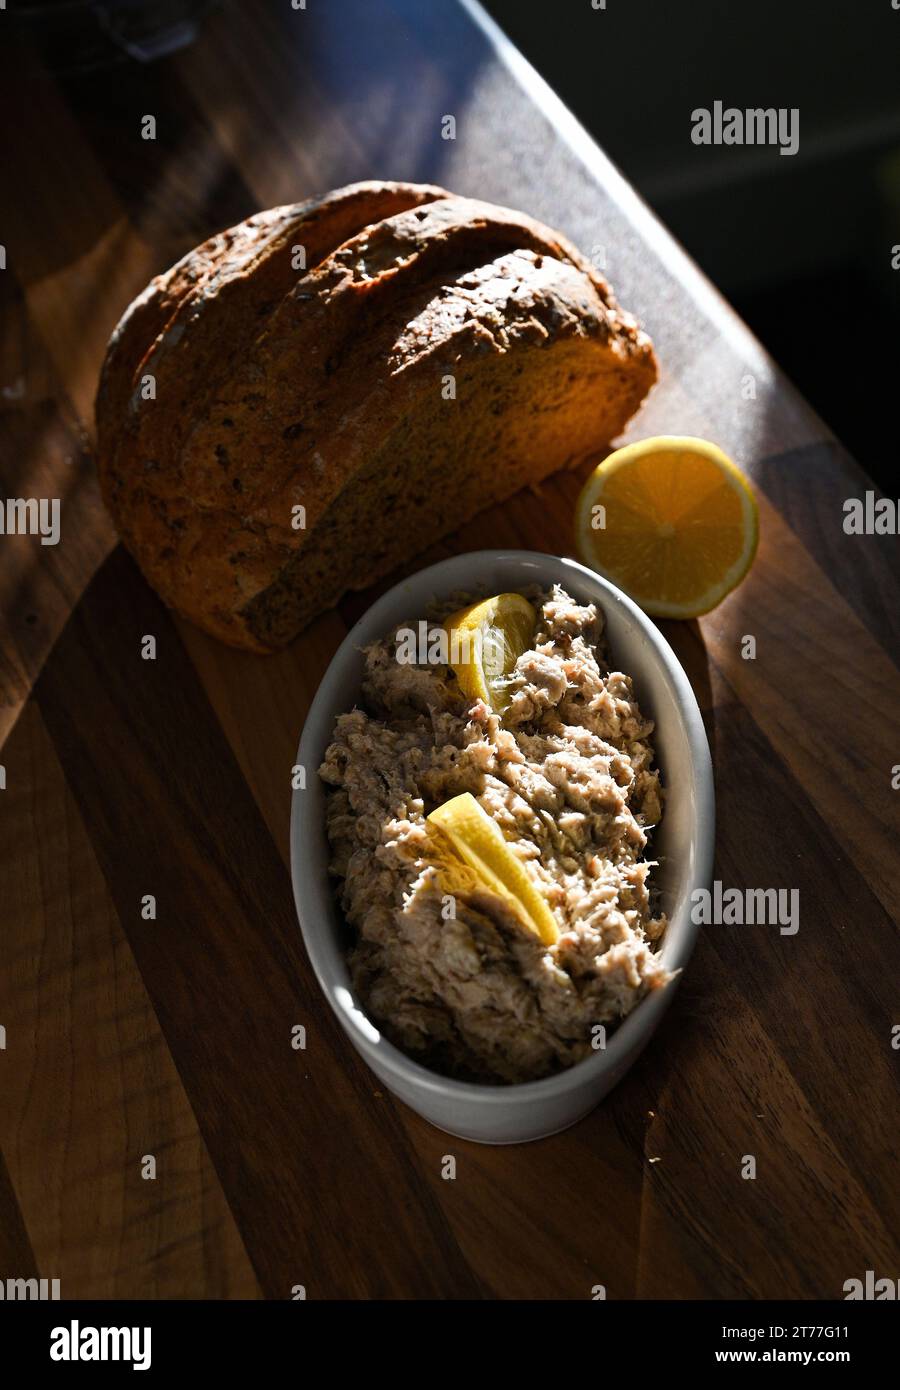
[[291, 550, 715, 1108]]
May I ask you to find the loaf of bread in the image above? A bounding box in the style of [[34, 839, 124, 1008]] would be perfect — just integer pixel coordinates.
[[96, 180, 657, 651]]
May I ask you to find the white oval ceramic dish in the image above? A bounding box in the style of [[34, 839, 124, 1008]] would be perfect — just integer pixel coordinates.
[[290, 550, 714, 1144]]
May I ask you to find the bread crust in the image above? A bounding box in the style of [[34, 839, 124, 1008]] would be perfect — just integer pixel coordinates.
[[96, 207, 301, 465], [95, 183, 657, 650], [241, 249, 656, 647], [98, 183, 448, 542]]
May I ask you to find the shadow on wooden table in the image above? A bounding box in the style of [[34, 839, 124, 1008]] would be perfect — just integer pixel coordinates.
[[21, 535, 715, 1298]]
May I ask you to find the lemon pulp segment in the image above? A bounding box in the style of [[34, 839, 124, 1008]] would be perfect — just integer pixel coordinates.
[[427, 792, 559, 946], [443, 593, 536, 711]]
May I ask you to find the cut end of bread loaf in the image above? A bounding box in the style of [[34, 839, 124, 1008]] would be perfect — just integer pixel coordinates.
[[95, 181, 658, 652]]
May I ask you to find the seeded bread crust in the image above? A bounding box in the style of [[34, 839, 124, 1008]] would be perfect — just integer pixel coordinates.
[[96, 206, 305, 456], [246, 248, 657, 648], [98, 181, 449, 556], [96, 182, 657, 651]]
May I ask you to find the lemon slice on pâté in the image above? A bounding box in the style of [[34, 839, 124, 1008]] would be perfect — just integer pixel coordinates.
[[574, 436, 759, 618], [443, 592, 536, 712], [427, 792, 559, 946]]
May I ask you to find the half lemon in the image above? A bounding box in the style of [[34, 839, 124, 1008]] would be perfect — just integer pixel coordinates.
[[574, 436, 759, 618]]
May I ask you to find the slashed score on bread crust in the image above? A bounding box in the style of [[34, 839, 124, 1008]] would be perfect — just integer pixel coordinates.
[[96, 181, 658, 651]]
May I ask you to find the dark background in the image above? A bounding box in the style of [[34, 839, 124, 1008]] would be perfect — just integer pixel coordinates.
[[484, 0, 899, 491]]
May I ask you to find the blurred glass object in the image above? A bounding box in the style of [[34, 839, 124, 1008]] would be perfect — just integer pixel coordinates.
[[7, 0, 222, 74]]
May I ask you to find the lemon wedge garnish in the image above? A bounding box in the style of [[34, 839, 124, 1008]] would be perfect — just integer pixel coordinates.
[[427, 792, 559, 946], [574, 436, 759, 618], [443, 592, 536, 711]]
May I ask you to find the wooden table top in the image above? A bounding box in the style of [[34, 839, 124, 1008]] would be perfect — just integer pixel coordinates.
[[1, 0, 897, 1301]]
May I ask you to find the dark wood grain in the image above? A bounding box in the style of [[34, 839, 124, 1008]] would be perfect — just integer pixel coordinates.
[[0, 1149, 40, 1286], [0, 700, 260, 1297], [754, 440, 900, 654], [34, 546, 481, 1299], [0, 0, 897, 1300]]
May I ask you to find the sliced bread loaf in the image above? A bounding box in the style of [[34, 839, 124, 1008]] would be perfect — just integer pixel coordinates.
[[96, 182, 657, 650], [98, 181, 449, 547]]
